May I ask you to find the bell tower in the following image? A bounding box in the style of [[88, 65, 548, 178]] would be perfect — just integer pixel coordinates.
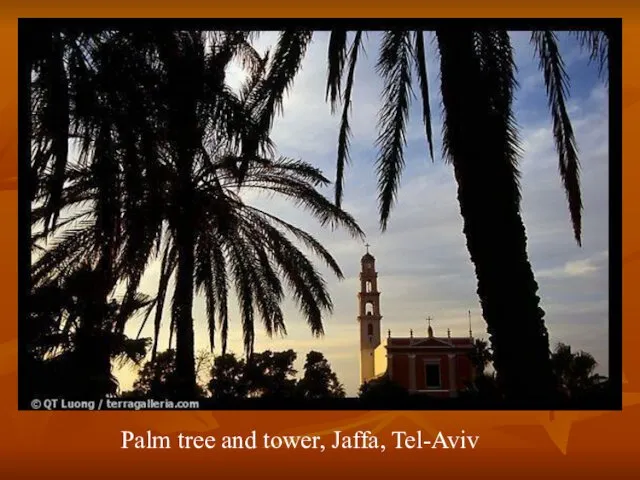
[[358, 244, 382, 384]]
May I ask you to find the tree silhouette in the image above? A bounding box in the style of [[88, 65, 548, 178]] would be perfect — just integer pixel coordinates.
[[244, 350, 298, 399], [208, 353, 248, 401], [551, 343, 607, 398], [26, 265, 151, 399], [129, 349, 207, 398], [208, 350, 348, 402], [358, 375, 410, 405], [296, 351, 346, 399], [132, 350, 180, 398], [195, 349, 215, 389]]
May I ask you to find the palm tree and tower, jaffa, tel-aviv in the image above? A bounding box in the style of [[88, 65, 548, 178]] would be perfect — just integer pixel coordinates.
[[26, 28, 609, 404]]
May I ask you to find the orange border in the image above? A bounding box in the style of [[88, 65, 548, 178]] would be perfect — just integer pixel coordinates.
[[2, 5, 636, 478]]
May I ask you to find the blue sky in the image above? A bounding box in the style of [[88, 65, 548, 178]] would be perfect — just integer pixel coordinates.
[[116, 31, 610, 397]]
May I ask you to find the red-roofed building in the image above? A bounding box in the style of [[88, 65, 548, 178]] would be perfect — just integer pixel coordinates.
[[358, 248, 476, 397]]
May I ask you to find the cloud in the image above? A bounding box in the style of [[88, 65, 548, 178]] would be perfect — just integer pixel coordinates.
[[537, 251, 607, 280], [115, 32, 610, 397]]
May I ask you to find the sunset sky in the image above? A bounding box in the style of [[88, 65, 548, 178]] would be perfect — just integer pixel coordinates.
[[114, 31, 610, 397]]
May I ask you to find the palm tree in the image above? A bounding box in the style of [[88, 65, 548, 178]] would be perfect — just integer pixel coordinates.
[[254, 29, 609, 402], [123, 153, 363, 397], [551, 342, 605, 397], [123, 32, 362, 396], [29, 30, 364, 398]]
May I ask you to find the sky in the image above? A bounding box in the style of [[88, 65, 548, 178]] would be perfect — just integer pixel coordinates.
[[114, 31, 610, 397]]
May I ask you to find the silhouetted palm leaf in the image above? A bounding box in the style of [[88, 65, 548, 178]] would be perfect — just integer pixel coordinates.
[[531, 31, 582, 246], [333, 31, 363, 207], [412, 30, 435, 162], [375, 31, 414, 230], [573, 30, 609, 82]]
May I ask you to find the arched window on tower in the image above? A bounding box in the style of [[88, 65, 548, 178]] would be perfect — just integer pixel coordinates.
[[365, 302, 374, 315], [367, 324, 373, 336], [365, 281, 373, 293]]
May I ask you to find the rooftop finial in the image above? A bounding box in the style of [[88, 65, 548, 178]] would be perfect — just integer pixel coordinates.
[[427, 316, 434, 338], [388, 329, 391, 338], [410, 329, 413, 338], [447, 328, 451, 339], [468, 310, 473, 338], [365, 242, 370, 254]]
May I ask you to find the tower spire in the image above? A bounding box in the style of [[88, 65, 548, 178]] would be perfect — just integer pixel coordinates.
[[358, 246, 381, 385]]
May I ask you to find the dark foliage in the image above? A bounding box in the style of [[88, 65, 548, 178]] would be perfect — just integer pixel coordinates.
[[358, 375, 410, 406], [296, 351, 346, 399], [26, 265, 151, 399]]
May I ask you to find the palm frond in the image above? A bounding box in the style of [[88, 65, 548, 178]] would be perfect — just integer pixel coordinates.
[[195, 240, 218, 353], [258, 30, 314, 124], [240, 230, 286, 338], [326, 30, 348, 112], [148, 242, 177, 361], [112, 336, 151, 368], [226, 239, 256, 356], [573, 30, 609, 83], [531, 30, 583, 246], [412, 30, 435, 161], [235, 30, 313, 184], [32, 32, 70, 230], [249, 219, 331, 334], [31, 225, 97, 287], [334, 31, 363, 207], [375, 31, 414, 231], [209, 238, 229, 354], [244, 204, 346, 279]]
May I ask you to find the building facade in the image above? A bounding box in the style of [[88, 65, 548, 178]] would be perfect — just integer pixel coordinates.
[[358, 249, 475, 398]]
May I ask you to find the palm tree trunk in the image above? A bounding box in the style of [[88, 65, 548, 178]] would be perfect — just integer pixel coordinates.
[[162, 33, 200, 399], [455, 174, 557, 402], [169, 134, 198, 398], [437, 30, 557, 403], [172, 218, 197, 398]]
